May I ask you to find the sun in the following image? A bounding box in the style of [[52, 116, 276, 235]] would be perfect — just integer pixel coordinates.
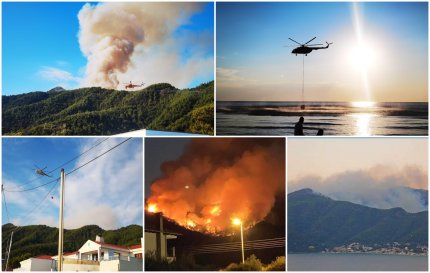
[[349, 43, 377, 71]]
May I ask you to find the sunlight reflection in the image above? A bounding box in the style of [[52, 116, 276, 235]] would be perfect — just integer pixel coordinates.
[[351, 113, 375, 136], [351, 101, 376, 108]]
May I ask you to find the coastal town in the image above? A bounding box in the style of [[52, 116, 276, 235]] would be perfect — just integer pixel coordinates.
[[323, 242, 428, 256]]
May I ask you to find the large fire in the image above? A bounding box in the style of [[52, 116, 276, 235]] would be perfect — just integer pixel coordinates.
[[146, 138, 285, 234]]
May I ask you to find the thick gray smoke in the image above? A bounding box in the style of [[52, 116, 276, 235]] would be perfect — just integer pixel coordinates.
[[78, 3, 202, 89], [289, 165, 428, 213]]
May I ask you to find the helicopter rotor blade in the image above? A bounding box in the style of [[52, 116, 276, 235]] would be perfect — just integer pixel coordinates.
[[307, 44, 324, 46], [288, 38, 302, 45], [304, 37, 317, 45]]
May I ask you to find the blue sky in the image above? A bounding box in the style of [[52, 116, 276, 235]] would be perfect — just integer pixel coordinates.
[[3, 2, 214, 95], [217, 2, 428, 102], [2, 138, 143, 229]]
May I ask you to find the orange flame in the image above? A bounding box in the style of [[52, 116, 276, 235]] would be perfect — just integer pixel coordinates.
[[147, 139, 285, 233], [147, 204, 157, 213]]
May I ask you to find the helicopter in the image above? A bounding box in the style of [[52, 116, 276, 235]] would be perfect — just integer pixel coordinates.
[[287, 37, 332, 56], [123, 81, 145, 89], [33, 165, 51, 177]]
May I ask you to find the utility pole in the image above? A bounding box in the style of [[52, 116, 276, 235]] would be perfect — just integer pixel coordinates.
[[239, 222, 245, 264], [57, 169, 65, 271], [5, 231, 13, 271]]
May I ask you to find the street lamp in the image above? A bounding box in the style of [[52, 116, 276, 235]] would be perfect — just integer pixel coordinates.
[[232, 217, 245, 264]]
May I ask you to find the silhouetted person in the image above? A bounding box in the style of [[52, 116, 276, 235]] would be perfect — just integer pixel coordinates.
[[317, 129, 324, 136], [294, 117, 304, 135]]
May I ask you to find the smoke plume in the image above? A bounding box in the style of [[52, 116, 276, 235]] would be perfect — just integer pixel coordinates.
[[289, 165, 428, 213], [78, 2, 202, 89], [147, 138, 285, 233]]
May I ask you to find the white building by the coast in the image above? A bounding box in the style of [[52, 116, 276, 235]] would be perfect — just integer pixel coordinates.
[[13, 236, 142, 272]]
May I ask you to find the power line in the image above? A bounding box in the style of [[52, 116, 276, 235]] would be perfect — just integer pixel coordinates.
[[2, 137, 134, 267], [66, 137, 132, 176], [4, 178, 59, 193], [2, 188, 11, 224], [1, 180, 60, 245], [6, 138, 110, 191], [4, 138, 131, 192], [47, 137, 109, 174]]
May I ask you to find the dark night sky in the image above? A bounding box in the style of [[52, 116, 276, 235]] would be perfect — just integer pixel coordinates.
[[144, 138, 191, 197]]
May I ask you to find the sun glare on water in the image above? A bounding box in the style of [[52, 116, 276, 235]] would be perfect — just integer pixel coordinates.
[[352, 101, 376, 108]]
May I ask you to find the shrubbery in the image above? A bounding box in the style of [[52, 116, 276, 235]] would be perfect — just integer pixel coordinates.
[[222, 255, 286, 271]]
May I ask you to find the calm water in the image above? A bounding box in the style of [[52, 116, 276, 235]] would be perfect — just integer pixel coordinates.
[[288, 253, 428, 271], [216, 101, 428, 136]]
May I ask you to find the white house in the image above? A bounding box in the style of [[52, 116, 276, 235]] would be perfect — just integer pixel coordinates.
[[13, 236, 142, 272], [13, 255, 54, 272]]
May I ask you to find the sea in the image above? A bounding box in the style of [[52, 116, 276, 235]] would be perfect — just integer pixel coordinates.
[[216, 101, 428, 136], [288, 253, 428, 271]]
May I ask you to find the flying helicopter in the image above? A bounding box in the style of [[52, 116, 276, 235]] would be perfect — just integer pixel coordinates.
[[287, 37, 332, 56], [32, 165, 51, 177], [123, 81, 145, 89]]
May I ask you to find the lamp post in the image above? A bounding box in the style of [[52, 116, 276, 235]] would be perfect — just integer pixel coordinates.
[[232, 218, 245, 264]]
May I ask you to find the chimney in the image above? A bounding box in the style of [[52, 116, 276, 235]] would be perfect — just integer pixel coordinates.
[[95, 235, 104, 243]]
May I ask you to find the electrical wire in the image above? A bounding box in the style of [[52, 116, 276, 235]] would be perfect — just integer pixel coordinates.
[[66, 137, 132, 176], [6, 138, 110, 191], [2, 190, 11, 224], [47, 137, 109, 175]]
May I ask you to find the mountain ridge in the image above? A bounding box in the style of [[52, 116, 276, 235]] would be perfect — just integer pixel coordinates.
[[288, 188, 428, 253], [3, 81, 214, 135]]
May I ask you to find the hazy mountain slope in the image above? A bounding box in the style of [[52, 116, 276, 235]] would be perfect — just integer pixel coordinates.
[[288, 189, 427, 253], [3, 81, 213, 135]]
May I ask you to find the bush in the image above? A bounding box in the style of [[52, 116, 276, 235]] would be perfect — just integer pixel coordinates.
[[223, 255, 263, 271], [263, 256, 285, 271]]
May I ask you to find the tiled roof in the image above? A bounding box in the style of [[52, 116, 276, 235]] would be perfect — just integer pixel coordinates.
[[34, 255, 52, 260], [64, 251, 79, 256], [129, 244, 142, 250]]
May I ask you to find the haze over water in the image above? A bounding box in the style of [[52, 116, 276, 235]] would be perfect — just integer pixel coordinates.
[[216, 101, 428, 136], [288, 253, 428, 271]]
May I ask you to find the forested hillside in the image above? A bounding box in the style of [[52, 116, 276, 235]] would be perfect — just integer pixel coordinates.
[[3, 81, 214, 135]]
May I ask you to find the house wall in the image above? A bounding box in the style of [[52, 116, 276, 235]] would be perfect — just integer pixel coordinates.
[[30, 259, 53, 271], [99, 258, 143, 271], [118, 258, 143, 271], [100, 247, 130, 260], [13, 258, 52, 271], [79, 240, 100, 254], [63, 259, 100, 271], [100, 260, 120, 271], [145, 232, 157, 255], [145, 232, 173, 258]]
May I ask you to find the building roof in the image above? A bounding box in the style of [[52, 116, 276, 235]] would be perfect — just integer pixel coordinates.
[[34, 255, 52, 260], [93, 241, 129, 251], [129, 244, 142, 250], [145, 228, 181, 236], [64, 251, 79, 256]]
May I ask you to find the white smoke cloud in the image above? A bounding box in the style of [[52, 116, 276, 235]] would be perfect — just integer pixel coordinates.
[[289, 165, 428, 213], [78, 2, 212, 89], [63, 138, 143, 229], [2, 139, 143, 230]]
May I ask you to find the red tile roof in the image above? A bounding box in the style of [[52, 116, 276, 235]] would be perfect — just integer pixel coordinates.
[[64, 251, 79, 256], [34, 255, 52, 260], [129, 244, 142, 250]]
